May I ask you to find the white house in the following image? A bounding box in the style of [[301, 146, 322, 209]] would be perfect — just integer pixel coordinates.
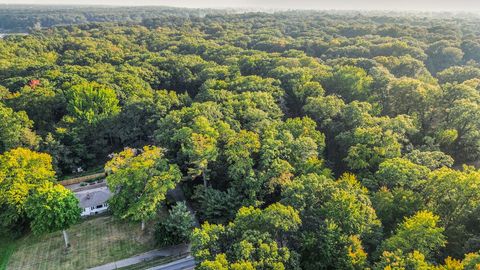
[[75, 186, 112, 217]]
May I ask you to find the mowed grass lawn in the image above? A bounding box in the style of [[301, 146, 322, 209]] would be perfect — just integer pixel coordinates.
[[0, 236, 16, 270], [7, 215, 156, 270]]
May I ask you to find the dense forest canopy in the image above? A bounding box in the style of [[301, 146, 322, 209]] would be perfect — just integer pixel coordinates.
[[1, 6, 480, 269]]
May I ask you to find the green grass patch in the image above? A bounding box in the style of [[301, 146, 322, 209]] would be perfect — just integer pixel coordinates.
[[7, 215, 156, 270], [0, 236, 16, 270]]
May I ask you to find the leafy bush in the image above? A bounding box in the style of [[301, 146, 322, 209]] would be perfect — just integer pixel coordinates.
[[154, 202, 195, 247]]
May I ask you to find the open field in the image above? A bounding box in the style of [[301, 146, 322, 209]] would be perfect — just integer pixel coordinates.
[[7, 215, 156, 270]]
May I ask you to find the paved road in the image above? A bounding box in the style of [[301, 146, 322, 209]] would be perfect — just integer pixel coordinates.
[[146, 256, 195, 270], [88, 244, 190, 270]]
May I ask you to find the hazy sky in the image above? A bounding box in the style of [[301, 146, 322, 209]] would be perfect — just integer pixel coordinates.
[[0, 0, 479, 11]]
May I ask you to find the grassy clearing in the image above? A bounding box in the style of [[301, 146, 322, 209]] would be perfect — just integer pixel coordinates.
[[7, 215, 156, 270]]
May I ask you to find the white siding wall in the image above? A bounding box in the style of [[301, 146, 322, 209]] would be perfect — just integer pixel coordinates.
[[80, 203, 109, 217]]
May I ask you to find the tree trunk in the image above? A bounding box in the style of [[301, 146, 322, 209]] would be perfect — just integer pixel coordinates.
[[202, 170, 207, 188], [62, 230, 70, 248], [141, 220, 145, 231]]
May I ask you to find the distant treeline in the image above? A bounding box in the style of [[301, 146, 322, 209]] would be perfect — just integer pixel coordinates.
[[1, 5, 480, 33], [0, 5, 227, 31]]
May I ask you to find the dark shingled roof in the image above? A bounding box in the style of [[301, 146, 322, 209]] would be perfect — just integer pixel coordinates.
[[75, 186, 112, 209]]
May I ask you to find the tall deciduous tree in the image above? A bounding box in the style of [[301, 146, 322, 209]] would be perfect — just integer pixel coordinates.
[[105, 146, 182, 230], [384, 78, 441, 129], [422, 167, 480, 257], [66, 82, 120, 125], [374, 158, 430, 190], [426, 41, 464, 74], [26, 182, 80, 248], [342, 126, 402, 172], [374, 250, 433, 270], [380, 211, 445, 260], [282, 173, 380, 269], [176, 116, 219, 187], [324, 65, 373, 102], [0, 148, 55, 229], [441, 99, 480, 162], [404, 150, 454, 170], [56, 81, 121, 170], [372, 187, 423, 235], [191, 203, 301, 269], [0, 102, 38, 153]]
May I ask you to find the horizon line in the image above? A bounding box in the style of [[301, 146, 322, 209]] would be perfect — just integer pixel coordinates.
[[0, 3, 479, 13]]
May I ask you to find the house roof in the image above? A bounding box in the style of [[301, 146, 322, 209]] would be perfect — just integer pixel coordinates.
[[75, 186, 112, 209]]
